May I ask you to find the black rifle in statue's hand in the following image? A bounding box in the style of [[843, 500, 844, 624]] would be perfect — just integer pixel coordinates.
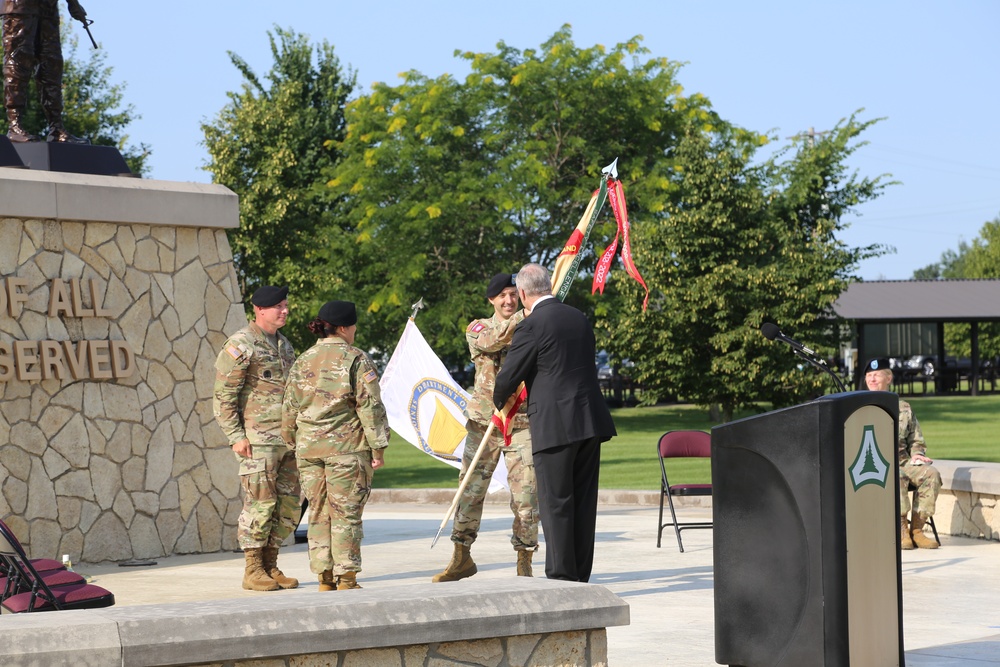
[[67, 0, 98, 49]]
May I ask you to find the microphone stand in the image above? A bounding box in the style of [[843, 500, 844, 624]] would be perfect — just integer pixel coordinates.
[[791, 347, 847, 393]]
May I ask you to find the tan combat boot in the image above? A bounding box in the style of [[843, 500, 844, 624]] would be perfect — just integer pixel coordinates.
[[336, 572, 362, 590], [900, 517, 914, 550], [262, 546, 299, 589], [318, 570, 336, 592], [431, 543, 477, 582], [910, 513, 939, 549], [242, 548, 279, 591], [516, 550, 534, 577]]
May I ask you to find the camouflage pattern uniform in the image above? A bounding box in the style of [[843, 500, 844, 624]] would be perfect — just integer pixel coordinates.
[[452, 310, 539, 551], [213, 322, 300, 550], [281, 337, 389, 576], [898, 399, 942, 517]]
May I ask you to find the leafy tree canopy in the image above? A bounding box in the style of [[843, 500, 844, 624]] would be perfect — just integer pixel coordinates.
[[916, 215, 1000, 358], [202, 26, 355, 351], [603, 113, 890, 420], [323, 24, 712, 366]]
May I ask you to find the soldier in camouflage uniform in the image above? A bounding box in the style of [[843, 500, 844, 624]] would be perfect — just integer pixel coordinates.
[[281, 300, 389, 591], [432, 273, 539, 583], [213, 285, 302, 591], [864, 358, 942, 550]]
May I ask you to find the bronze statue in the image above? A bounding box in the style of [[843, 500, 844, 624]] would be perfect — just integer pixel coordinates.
[[2, 0, 88, 143]]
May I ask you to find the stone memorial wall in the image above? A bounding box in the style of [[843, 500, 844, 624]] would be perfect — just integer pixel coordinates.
[[0, 170, 245, 561]]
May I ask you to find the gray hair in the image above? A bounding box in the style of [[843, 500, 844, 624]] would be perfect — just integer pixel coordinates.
[[515, 263, 552, 297]]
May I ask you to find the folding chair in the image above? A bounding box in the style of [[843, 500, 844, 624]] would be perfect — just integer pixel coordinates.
[[1, 560, 85, 601], [0, 520, 114, 613], [657, 430, 713, 552]]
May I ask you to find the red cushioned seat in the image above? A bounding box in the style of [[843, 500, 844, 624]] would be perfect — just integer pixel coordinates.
[[2, 582, 115, 613], [0, 519, 115, 613]]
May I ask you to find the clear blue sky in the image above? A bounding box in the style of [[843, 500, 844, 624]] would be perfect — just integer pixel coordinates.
[[89, 0, 999, 281]]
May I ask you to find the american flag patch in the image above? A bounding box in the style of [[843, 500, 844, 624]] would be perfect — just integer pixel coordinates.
[[363, 369, 378, 383], [467, 321, 486, 334], [225, 345, 242, 360]]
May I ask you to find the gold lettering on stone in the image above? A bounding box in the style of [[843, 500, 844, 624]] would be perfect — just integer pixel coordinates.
[[1, 277, 30, 317], [0, 341, 14, 381], [39, 340, 68, 380], [70, 278, 95, 318], [87, 340, 115, 379], [63, 340, 88, 380], [49, 278, 73, 317], [111, 340, 136, 378], [13, 341, 41, 381], [90, 279, 113, 317]]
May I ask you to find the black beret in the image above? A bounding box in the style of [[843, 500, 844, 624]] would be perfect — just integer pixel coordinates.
[[865, 358, 892, 373], [486, 273, 517, 299], [318, 300, 357, 327], [251, 285, 288, 307]]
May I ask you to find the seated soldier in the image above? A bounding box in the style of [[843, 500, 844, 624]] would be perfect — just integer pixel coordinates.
[[863, 358, 942, 549]]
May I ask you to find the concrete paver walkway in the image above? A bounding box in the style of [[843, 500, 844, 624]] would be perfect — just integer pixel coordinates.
[[80, 500, 1000, 666]]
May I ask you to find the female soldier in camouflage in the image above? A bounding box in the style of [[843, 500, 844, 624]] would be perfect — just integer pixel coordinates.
[[281, 301, 389, 590]]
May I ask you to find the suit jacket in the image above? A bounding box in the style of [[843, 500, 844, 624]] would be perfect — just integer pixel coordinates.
[[493, 297, 616, 452]]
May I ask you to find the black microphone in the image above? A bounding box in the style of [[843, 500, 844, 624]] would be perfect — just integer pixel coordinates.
[[760, 322, 818, 357], [761, 322, 846, 393]]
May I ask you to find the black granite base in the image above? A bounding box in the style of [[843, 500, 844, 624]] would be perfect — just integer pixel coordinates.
[[12, 141, 134, 177], [0, 135, 27, 168]]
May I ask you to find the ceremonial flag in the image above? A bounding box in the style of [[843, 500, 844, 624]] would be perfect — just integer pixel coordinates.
[[551, 171, 609, 301], [490, 384, 527, 447], [380, 319, 508, 492], [592, 161, 650, 310]]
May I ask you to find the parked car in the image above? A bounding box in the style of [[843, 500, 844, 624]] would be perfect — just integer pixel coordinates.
[[903, 355, 941, 378], [901, 355, 989, 379]]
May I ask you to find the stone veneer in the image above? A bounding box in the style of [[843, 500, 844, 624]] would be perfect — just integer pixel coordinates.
[[0, 169, 245, 561], [0, 578, 629, 667]]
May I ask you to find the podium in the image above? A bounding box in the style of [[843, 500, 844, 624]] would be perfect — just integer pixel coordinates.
[[711, 391, 904, 666]]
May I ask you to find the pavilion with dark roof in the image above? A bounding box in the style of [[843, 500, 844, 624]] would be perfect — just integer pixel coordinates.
[[832, 279, 1000, 394]]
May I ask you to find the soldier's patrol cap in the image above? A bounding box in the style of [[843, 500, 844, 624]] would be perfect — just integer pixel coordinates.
[[865, 357, 892, 373], [251, 285, 289, 308], [318, 300, 357, 327], [486, 273, 517, 299]]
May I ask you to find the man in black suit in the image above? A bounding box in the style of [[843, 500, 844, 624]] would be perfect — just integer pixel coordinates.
[[493, 263, 616, 582]]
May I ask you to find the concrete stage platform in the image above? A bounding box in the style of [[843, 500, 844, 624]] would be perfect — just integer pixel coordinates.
[[79, 499, 1000, 666]]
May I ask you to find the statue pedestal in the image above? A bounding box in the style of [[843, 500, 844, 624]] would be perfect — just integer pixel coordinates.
[[12, 141, 134, 176], [0, 136, 26, 168]]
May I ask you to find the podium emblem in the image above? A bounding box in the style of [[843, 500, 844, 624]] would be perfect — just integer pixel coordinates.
[[848, 425, 891, 490]]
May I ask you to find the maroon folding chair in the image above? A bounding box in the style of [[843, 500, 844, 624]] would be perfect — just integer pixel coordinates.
[[0, 520, 114, 613], [657, 430, 713, 552]]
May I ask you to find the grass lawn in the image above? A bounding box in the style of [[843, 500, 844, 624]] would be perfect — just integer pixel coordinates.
[[373, 394, 1000, 491]]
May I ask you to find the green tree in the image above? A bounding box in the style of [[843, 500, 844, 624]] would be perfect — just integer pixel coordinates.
[[0, 33, 150, 175], [324, 25, 711, 365], [912, 243, 968, 280], [923, 216, 1000, 358], [603, 113, 890, 420], [202, 27, 355, 350]]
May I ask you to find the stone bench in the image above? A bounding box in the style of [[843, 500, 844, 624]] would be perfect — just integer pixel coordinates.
[[0, 579, 629, 667], [930, 459, 1000, 540]]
